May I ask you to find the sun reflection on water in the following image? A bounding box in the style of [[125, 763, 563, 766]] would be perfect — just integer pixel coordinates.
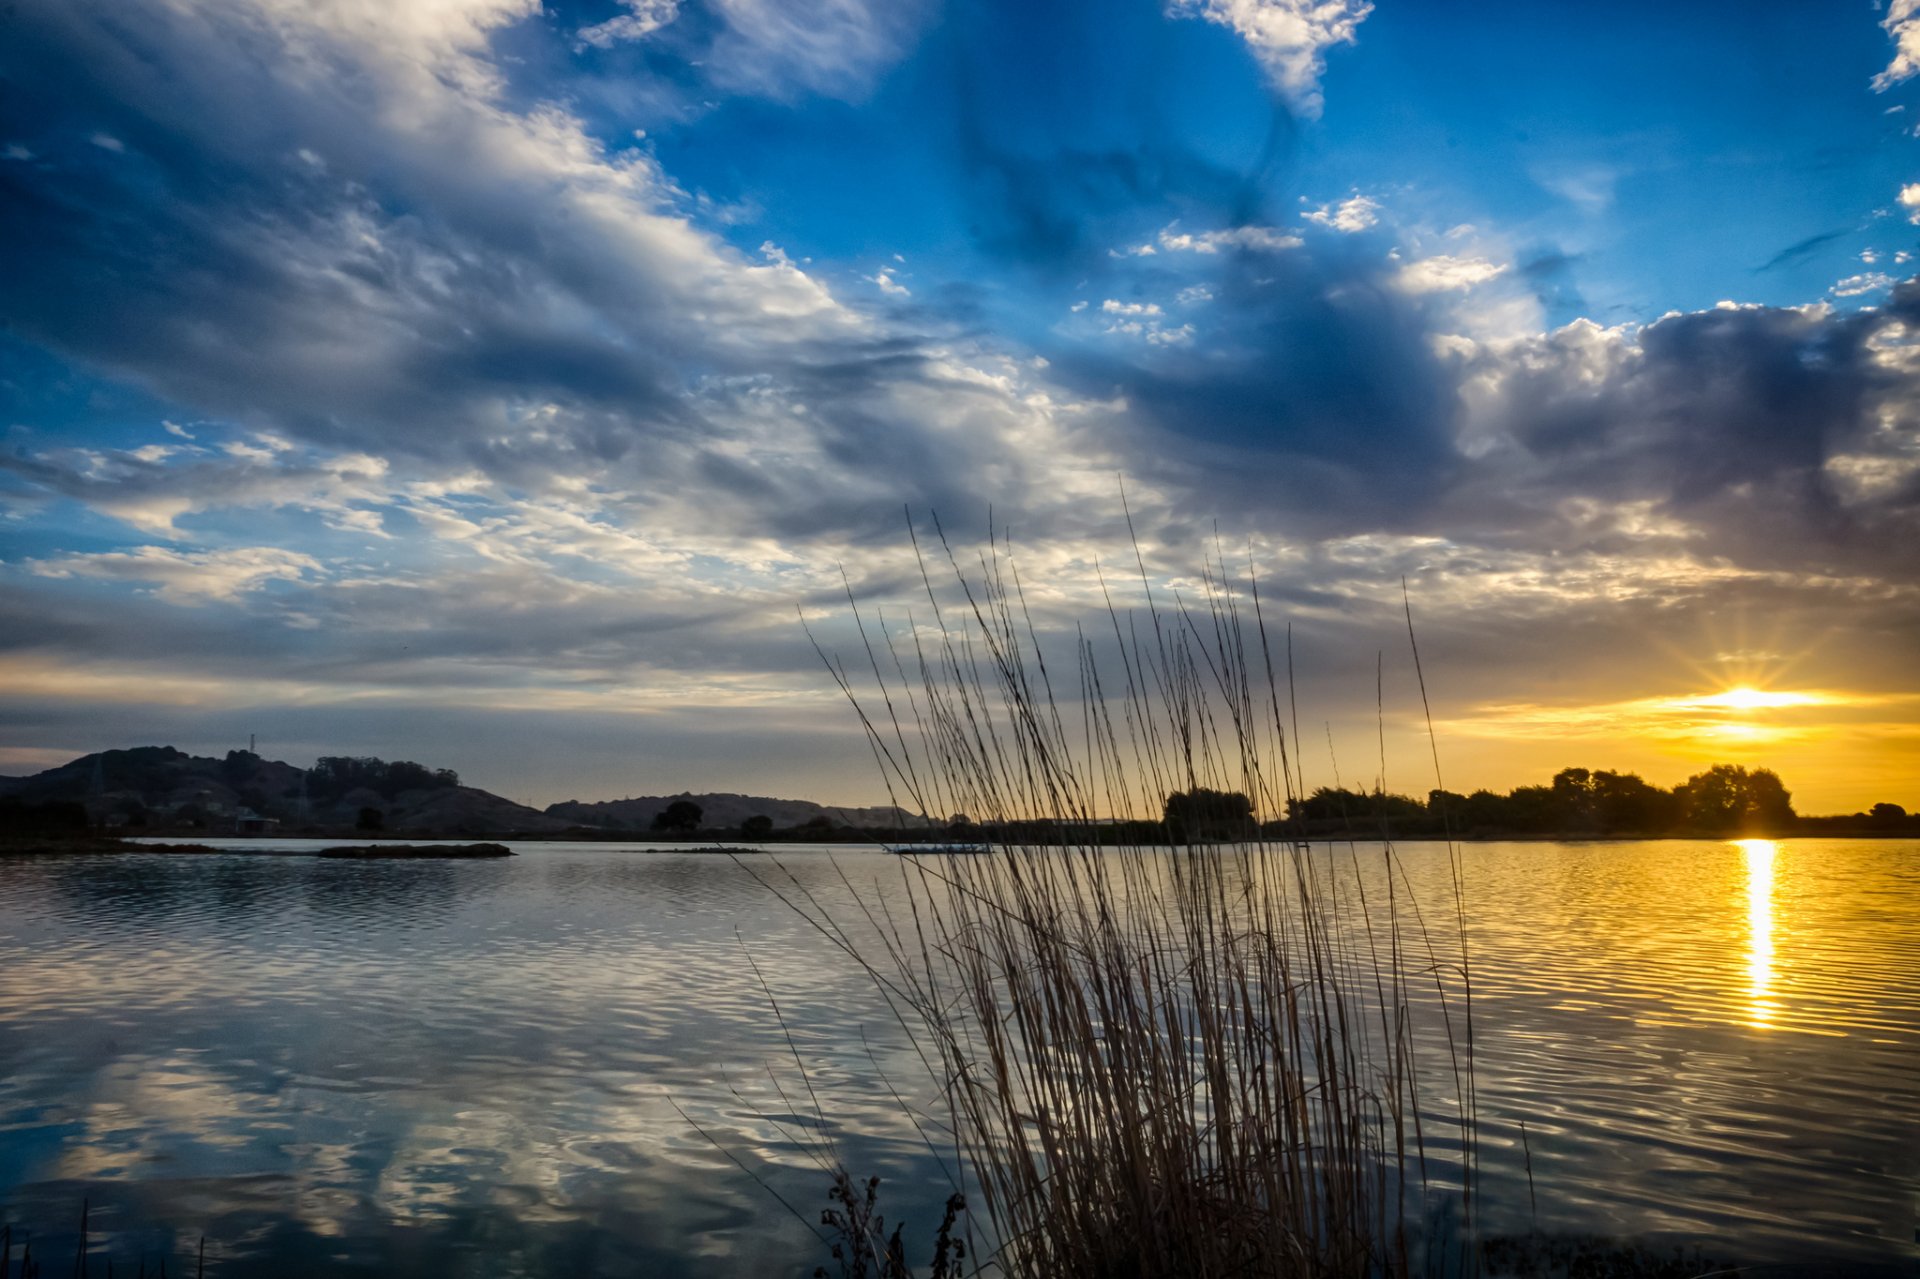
[[1738, 838, 1777, 1028]]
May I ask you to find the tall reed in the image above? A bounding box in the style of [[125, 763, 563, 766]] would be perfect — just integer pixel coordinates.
[[764, 516, 1477, 1278]]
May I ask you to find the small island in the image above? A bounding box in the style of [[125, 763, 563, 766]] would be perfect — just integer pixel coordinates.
[[317, 842, 513, 859]]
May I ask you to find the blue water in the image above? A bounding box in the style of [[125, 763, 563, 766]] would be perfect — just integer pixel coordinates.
[[0, 838, 1915, 1274]]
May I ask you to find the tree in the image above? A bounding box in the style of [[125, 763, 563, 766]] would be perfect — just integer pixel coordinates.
[[1675, 765, 1794, 833], [1869, 802, 1908, 828], [652, 799, 703, 832], [1743, 768, 1795, 829], [796, 814, 839, 841], [1590, 770, 1675, 833], [312, 756, 459, 803], [1163, 788, 1254, 841], [356, 806, 385, 832], [742, 814, 774, 837]]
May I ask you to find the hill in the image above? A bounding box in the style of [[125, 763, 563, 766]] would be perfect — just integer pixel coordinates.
[[545, 791, 930, 831], [0, 746, 570, 836]]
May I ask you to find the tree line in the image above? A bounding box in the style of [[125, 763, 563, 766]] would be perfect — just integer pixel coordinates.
[[1289, 764, 1797, 837]]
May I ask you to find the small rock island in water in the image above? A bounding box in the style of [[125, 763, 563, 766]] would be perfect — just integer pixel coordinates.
[[317, 842, 513, 859]]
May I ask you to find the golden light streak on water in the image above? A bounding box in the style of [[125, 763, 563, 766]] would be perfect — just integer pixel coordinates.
[[1737, 838, 1778, 1028]]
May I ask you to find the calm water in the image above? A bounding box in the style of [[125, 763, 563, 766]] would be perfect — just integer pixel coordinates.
[[0, 839, 1915, 1274]]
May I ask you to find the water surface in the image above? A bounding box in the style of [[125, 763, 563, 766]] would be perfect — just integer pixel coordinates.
[[0, 838, 1915, 1274]]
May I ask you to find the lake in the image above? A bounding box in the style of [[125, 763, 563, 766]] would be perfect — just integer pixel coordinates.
[[0, 838, 1915, 1275]]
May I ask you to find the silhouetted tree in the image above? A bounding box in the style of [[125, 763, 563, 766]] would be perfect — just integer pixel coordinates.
[[1675, 765, 1794, 832], [311, 757, 459, 803], [1164, 788, 1254, 840], [1869, 802, 1908, 828], [356, 806, 385, 832], [222, 749, 260, 786], [653, 799, 703, 832], [742, 814, 774, 837]]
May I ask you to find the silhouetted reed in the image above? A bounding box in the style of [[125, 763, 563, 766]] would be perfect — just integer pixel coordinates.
[[750, 515, 1480, 1278], [0, 1203, 203, 1279]]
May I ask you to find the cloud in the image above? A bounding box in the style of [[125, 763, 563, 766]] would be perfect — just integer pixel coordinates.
[[1874, 0, 1920, 91], [1832, 272, 1893, 297], [576, 0, 681, 50], [28, 546, 323, 603], [3, 0, 1918, 815], [1754, 228, 1847, 273], [1302, 193, 1379, 232], [1396, 254, 1508, 293], [1167, 0, 1372, 116], [1449, 292, 1920, 581], [1901, 182, 1920, 224], [0, 0, 1090, 550], [1155, 223, 1302, 253], [684, 0, 936, 100]]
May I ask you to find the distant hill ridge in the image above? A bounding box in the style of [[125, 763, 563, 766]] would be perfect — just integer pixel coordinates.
[[0, 746, 925, 834], [544, 792, 929, 831]]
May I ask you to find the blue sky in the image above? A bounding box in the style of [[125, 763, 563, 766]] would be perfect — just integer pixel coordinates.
[[2, 0, 1918, 810]]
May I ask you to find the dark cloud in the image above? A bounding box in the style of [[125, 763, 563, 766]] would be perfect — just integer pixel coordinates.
[[1754, 228, 1848, 273], [1453, 290, 1920, 577]]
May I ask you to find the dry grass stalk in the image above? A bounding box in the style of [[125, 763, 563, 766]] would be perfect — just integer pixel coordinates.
[[758, 516, 1477, 1278]]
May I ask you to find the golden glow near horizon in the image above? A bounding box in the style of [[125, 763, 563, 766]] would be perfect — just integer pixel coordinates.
[[1739, 838, 1778, 1029], [1689, 686, 1826, 712], [1434, 675, 1920, 812]]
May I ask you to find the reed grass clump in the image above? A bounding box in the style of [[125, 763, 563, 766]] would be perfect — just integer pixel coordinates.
[[759, 519, 1478, 1278]]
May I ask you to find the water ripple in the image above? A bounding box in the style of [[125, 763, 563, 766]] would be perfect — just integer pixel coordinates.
[[0, 839, 1915, 1273]]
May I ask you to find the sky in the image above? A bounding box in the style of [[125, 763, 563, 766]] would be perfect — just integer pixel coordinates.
[[1, 0, 1917, 814]]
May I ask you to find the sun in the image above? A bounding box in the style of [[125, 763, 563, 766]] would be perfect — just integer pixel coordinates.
[[1696, 687, 1822, 712]]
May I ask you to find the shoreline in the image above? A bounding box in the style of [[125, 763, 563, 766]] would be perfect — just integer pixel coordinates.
[[3, 830, 1914, 858]]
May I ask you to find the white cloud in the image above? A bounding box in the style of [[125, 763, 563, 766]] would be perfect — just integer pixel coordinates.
[[1874, 0, 1920, 91], [1303, 193, 1379, 232], [1155, 223, 1302, 254], [1167, 0, 1372, 116], [1395, 254, 1508, 294], [576, 0, 681, 49], [1101, 299, 1163, 316], [1176, 284, 1214, 306], [1533, 164, 1618, 215], [704, 0, 933, 99], [1900, 182, 1920, 224], [89, 132, 124, 152], [1832, 272, 1894, 298], [29, 546, 324, 604], [870, 266, 910, 296], [162, 421, 195, 439], [1862, 249, 1880, 264]]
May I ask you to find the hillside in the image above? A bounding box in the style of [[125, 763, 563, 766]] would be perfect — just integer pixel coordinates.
[[545, 791, 930, 831], [0, 746, 570, 836]]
